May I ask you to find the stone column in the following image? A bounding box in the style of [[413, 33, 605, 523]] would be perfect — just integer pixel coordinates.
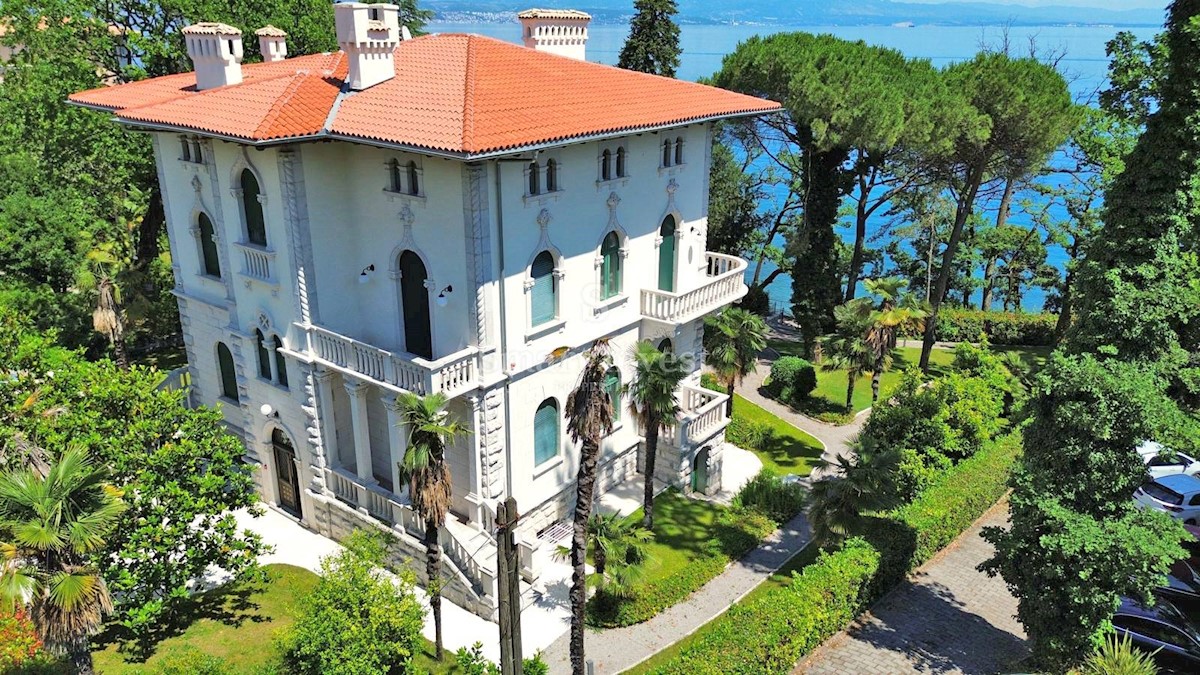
[[314, 368, 340, 471], [344, 379, 375, 484], [381, 392, 409, 499]]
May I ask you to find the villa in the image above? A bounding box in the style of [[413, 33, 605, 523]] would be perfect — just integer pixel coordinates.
[[69, 2, 780, 620]]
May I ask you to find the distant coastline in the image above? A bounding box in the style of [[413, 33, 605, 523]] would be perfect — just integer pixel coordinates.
[[433, 11, 1159, 28]]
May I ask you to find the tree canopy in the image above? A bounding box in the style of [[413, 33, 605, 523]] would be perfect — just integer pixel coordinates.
[[617, 0, 682, 77]]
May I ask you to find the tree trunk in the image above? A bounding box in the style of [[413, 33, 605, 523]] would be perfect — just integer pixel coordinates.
[[425, 518, 444, 660], [642, 421, 660, 530], [845, 193, 869, 302], [570, 439, 602, 675], [981, 179, 1015, 311], [980, 256, 998, 311], [845, 371, 856, 411], [725, 380, 735, 418], [594, 539, 607, 576], [871, 370, 882, 403], [135, 185, 165, 271], [68, 635, 96, 675], [111, 321, 130, 371], [921, 167, 983, 372]]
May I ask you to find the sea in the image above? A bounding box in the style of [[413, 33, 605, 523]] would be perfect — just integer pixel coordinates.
[[430, 20, 1162, 312]]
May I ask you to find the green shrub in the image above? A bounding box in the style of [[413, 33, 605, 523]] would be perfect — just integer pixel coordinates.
[[725, 415, 774, 451], [766, 357, 817, 403], [900, 308, 1056, 346], [1073, 633, 1159, 675], [643, 433, 1021, 674], [700, 372, 723, 393], [152, 647, 235, 675], [733, 470, 807, 523]]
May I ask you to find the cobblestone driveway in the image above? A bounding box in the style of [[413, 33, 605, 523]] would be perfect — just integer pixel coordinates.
[[795, 502, 1027, 675]]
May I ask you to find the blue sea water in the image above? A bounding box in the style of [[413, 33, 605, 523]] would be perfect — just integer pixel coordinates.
[[431, 20, 1161, 311]]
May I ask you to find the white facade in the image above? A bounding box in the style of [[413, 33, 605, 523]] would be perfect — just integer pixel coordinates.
[[155, 74, 748, 622]]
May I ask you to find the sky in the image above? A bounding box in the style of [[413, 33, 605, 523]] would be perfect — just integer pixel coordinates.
[[907, 0, 1165, 7]]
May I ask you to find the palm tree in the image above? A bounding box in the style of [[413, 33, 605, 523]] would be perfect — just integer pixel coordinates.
[[396, 392, 468, 661], [806, 444, 899, 546], [0, 447, 125, 675], [860, 278, 927, 403], [628, 341, 688, 530], [564, 340, 615, 675], [77, 244, 131, 371], [822, 300, 874, 410], [704, 307, 768, 417], [555, 512, 652, 598]]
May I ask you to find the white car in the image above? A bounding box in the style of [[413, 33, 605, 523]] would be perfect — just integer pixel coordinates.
[[1135, 474, 1200, 525], [1138, 441, 1200, 479]]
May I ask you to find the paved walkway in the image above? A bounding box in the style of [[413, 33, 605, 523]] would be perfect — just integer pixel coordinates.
[[541, 512, 812, 674], [794, 501, 1027, 675]]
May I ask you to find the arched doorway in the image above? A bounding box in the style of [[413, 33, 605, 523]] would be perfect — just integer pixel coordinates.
[[657, 337, 673, 354], [398, 251, 433, 359], [658, 215, 677, 292], [271, 428, 302, 518], [691, 446, 710, 494]]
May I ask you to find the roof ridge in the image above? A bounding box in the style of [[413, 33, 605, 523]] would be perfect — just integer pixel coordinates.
[[255, 73, 314, 138]]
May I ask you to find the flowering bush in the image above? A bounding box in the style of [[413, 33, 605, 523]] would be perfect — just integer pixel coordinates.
[[0, 609, 44, 670]]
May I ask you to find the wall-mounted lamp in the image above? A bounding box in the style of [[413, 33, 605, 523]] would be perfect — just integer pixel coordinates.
[[260, 403, 278, 418], [358, 264, 376, 284], [436, 285, 454, 308]]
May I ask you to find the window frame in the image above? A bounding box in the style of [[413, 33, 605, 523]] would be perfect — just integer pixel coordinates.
[[616, 147, 627, 177], [600, 231, 623, 300], [528, 160, 541, 196], [674, 136, 685, 166], [533, 398, 561, 467], [240, 168, 267, 248], [197, 212, 222, 279], [255, 329, 272, 380], [600, 149, 612, 181], [662, 138, 673, 168], [273, 336, 289, 389], [216, 342, 239, 402], [605, 366, 622, 423], [530, 250, 558, 327]]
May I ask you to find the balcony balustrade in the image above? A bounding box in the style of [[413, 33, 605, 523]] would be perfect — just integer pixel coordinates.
[[640, 251, 748, 324], [305, 325, 481, 398]]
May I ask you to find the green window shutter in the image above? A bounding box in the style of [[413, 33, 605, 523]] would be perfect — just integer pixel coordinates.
[[255, 330, 272, 379], [273, 336, 289, 388], [241, 169, 267, 246], [602, 232, 621, 299], [217, 343, 239, 402], [531, 251, 556, 326], [534, 400, 559, 465], [658, 217, 676, 292], [605, 367, 622, 422], [199, 214, 221, 278]]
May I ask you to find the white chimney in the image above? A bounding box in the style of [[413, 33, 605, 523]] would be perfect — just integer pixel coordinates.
[[517, 8, 591, 61], [183, 23, 244, 90], [256, 25, 288, 63], [334, 2, 400, 90]]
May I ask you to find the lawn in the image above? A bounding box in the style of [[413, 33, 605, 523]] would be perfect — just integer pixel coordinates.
[[93, 564, 458, 674], [730, 393, 824, 476]]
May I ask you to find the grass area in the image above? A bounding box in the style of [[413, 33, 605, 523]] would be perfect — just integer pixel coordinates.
[[93, 564, 459, 674], [134, 344, 188, 371], [730, 393, 824, 476]]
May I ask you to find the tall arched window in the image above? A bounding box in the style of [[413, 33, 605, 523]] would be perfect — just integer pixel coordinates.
[[528, 161, 540, 195], [546, 159, 558, 192], [273, 336, 289, 388], [407, 160, 420, 196], [601, 231, 621, 300], [387, 159, 402, 192], [658, 215, 677, 292], [191, 138, 204, 164], [675, 137, 684, 165], [216, 342, 238, 401], [179, 136, 191, 161], [658, 337, 674, 354], [530, 251, 556, 327], [605, 366, 622, 422], [198, 213, 221, 278], [616, 147, 627, 177], [241, 169, 266, 246], [662, 139, 673, 167], [534, 398, 560, 466], [255, 329, 272, 380], [601, 149, 612, 181]]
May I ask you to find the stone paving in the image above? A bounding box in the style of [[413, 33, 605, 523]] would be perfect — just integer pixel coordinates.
[[794, 501, 1028, 675]]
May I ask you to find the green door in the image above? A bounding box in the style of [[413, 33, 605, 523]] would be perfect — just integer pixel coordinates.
[[399, 251, 433, 360], [658, 216, 676, 292], [691, 447, 710, 493]]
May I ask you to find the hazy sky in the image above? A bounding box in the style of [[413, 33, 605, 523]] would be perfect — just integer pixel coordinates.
[[908, 0, 1165, 8]]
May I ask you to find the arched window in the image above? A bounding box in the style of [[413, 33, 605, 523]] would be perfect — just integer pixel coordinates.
[[662, 139, 673, 167], [240, 169, 266, 247], [179, 136, 191, 162], [198, 213, 221, 278], [616, 147, 626, 177], [605, 366, 622, 422], [658, 337, 674, 354], [387, 159, 402, 192], [530, 251, 556, 327], [191, 138, 203, 164], [546, 159, 558, 192], [601, 231, 621, 300], [534, 398, 560, 466], [255, 329, 272, 380], [601, 149, 612, 181], [216, 342, 238, 401], [528, 161, 540, 196], [658, 215, 677, 292], [675, 137, 684, 165], [407, 160, 420, 196], [273, 336, 289, 388]]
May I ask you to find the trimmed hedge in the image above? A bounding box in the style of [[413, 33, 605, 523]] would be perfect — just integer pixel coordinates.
[[642, 432, 1022, 674], [901, 309, 1057, 346], [765, 357, 817, 403]]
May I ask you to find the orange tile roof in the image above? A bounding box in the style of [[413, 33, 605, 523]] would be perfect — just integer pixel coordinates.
[[69, 34, 780, 157]]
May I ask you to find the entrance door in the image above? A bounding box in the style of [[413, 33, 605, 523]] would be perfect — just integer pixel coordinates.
[[272, 429, 302, 518], [658, 216, 676, 292], [399, 251, 433, 359], [691, 446, 710, 494]]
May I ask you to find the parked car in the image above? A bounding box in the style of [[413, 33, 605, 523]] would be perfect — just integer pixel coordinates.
[[1134, 474, 1200, 524], [1138, 441, 1200, 479], [1114, 597, 1200, 672]]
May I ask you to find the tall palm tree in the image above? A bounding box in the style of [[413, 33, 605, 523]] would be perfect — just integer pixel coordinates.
[[564, 340, 615, 675], [396, 392, 468, 661], [555, 512, 652, 598], [628, 340, 688, 529], [704, 307, 768, 417], [806, 444, 899, 546], [77, 244, 131, 371], [860, 278, 927, 403], [0, 447, 124, 675], [823, 300, 874, 410]]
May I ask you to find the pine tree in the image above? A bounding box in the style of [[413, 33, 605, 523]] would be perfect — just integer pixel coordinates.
[[617, 0, 682, 78]]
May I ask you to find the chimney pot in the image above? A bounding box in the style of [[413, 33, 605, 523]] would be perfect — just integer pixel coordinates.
[[256, 25, 288, 63], [183, 22, 244, 90], [334, 2, 400, 90], [517, 8, 591, 61]]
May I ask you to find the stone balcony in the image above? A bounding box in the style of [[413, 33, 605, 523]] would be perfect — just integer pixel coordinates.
[[301, 324, 482, 398], [661, 383, 731, 449], [640, 252, 749, 324]]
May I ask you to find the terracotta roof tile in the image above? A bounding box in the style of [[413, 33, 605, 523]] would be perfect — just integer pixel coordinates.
[[69, 34, 780, 156]]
